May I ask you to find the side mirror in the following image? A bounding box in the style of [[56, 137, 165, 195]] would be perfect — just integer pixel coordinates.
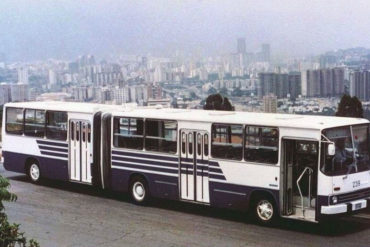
[[327, 143, 335, 156]]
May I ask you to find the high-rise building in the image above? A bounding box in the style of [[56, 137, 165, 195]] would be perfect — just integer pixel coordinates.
[[333, 68, 345, 96], [258, 72, 301, 99], [72, 86, 89, 102], [113, 87, 130, 105], [148, 84, 162, 99], [10, 83, 29, 102], [288, 72, 302, 99], [78, 55, 95, 67], [17, 67, 29, 84], [237, 38, 246, 54], [263, 94, 277, 113], [302, 68, 344, 97], [0, 83, 11, 105], [49, 69, 57, 86], [349, 70, 370, 101], [320, 69, 333, 97], [153, 66, 166, 83], [306, 70, 321, 97]]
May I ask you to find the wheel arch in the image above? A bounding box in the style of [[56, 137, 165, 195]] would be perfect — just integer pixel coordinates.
[[247, 189, 279, 211], [128, 172, 150, 188], [24, 156, 40, 173]]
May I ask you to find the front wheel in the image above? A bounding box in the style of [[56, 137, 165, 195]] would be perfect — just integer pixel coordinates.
[[253, 196, 276, 225], [28, 162, 41, 183], [129, 176, 149, 205]]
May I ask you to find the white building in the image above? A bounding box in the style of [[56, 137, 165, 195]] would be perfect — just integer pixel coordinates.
[[17, 67, 29, 84], [48, 69, 57, 86], [113, 87, 130, 105]]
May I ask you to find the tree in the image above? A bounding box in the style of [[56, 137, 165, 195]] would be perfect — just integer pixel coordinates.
[[336, 94, 364, 118], [0, 175, 39, 247], [203, 93, 234, 111]]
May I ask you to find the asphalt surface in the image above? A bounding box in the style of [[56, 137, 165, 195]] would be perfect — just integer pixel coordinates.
[[1, 165, 369, 247]]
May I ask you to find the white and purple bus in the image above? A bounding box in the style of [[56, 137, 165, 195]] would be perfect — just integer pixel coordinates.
[[2, 101, 370, 224]]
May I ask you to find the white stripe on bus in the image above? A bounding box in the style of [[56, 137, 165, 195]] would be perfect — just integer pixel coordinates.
[[111, 159, 178, 170], [111, 165, 179, 177]]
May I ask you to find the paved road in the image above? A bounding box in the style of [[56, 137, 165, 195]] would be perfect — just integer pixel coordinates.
[[1, 166, 369, 247]]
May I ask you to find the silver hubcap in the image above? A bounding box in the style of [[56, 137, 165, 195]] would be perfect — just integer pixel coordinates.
[[257, 200, 273, 221], [132, 181, 145, 201], [30, 164, 40, 181]]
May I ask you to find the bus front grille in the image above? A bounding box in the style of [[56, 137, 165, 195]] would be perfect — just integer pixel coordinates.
[[337, 187, 370, 204]]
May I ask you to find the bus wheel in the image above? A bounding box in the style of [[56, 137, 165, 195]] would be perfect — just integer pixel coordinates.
[[129, 176, 149, 205], [28, 162, 41, 183], [253, 196, 276, 225]]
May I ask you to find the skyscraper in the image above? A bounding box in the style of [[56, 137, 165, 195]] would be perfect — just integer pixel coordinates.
[[349, 70, 370, 101], [17, 67, 29, 84], [288, 72, 302, 99], [302, 68, 344, 97], [258, 72, 300, 99], [332, 68, 345, 96], [237, 38, 246, 54]]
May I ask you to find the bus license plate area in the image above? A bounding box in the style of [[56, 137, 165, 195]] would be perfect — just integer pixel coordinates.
[[351, 200, 366, 211]]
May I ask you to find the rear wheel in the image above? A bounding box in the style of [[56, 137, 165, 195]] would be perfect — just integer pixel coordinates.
[[28, 162, 41, 183], [129, 176, 149, 205], [252, 196, 277, 225]]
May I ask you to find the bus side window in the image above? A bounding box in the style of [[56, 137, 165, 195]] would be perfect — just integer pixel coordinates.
[[6, 107, 24, 135], [197, 133, 202, 156], [76, 123, 80, 141], [244, 126, 279, 164], [188, 133, 193, 155], [46, 111, 67, 140], [82, 123, 86, 142], [24, 109, 45, 137], [88, 124, 91, 143], [211, 124, 243, 160], [71, 122, 74, 140], [204, 134, 209, 156], [181, 132, 186, 154]]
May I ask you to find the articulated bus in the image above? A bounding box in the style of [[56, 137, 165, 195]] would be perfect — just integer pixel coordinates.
[[2, 101, 370, 224]]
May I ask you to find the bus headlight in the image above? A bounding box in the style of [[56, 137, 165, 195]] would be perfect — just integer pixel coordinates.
[[331, 196, 338, 204]]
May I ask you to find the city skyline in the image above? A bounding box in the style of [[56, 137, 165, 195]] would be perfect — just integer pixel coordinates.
[[1, 0, 370, 61]]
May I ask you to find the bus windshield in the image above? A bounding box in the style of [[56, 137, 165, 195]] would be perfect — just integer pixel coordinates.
[[321, 124, 370, 176]]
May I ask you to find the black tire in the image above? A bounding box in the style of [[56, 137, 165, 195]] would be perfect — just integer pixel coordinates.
[[252, 195, 277, 226], [129, 176, 150, 205], [27, 161, 41, 183]]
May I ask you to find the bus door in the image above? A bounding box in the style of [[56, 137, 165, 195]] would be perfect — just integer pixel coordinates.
[[180, 130, 210, 203], [69, 120, 92, 184], [281, 139, 318, 221]]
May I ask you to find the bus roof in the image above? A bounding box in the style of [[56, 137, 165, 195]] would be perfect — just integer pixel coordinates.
[[5, 101, 369, 130], [110, 107, 368, 130], [5, 101, 123, 113]]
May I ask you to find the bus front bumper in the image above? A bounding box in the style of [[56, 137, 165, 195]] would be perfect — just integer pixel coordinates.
[[321, 198, 368, 215]]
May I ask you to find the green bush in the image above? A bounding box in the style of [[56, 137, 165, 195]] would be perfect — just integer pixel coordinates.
[[0, 175, 39, 247]]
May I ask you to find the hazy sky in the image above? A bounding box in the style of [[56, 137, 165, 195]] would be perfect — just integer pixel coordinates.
[[1, 0, 370, 61]]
